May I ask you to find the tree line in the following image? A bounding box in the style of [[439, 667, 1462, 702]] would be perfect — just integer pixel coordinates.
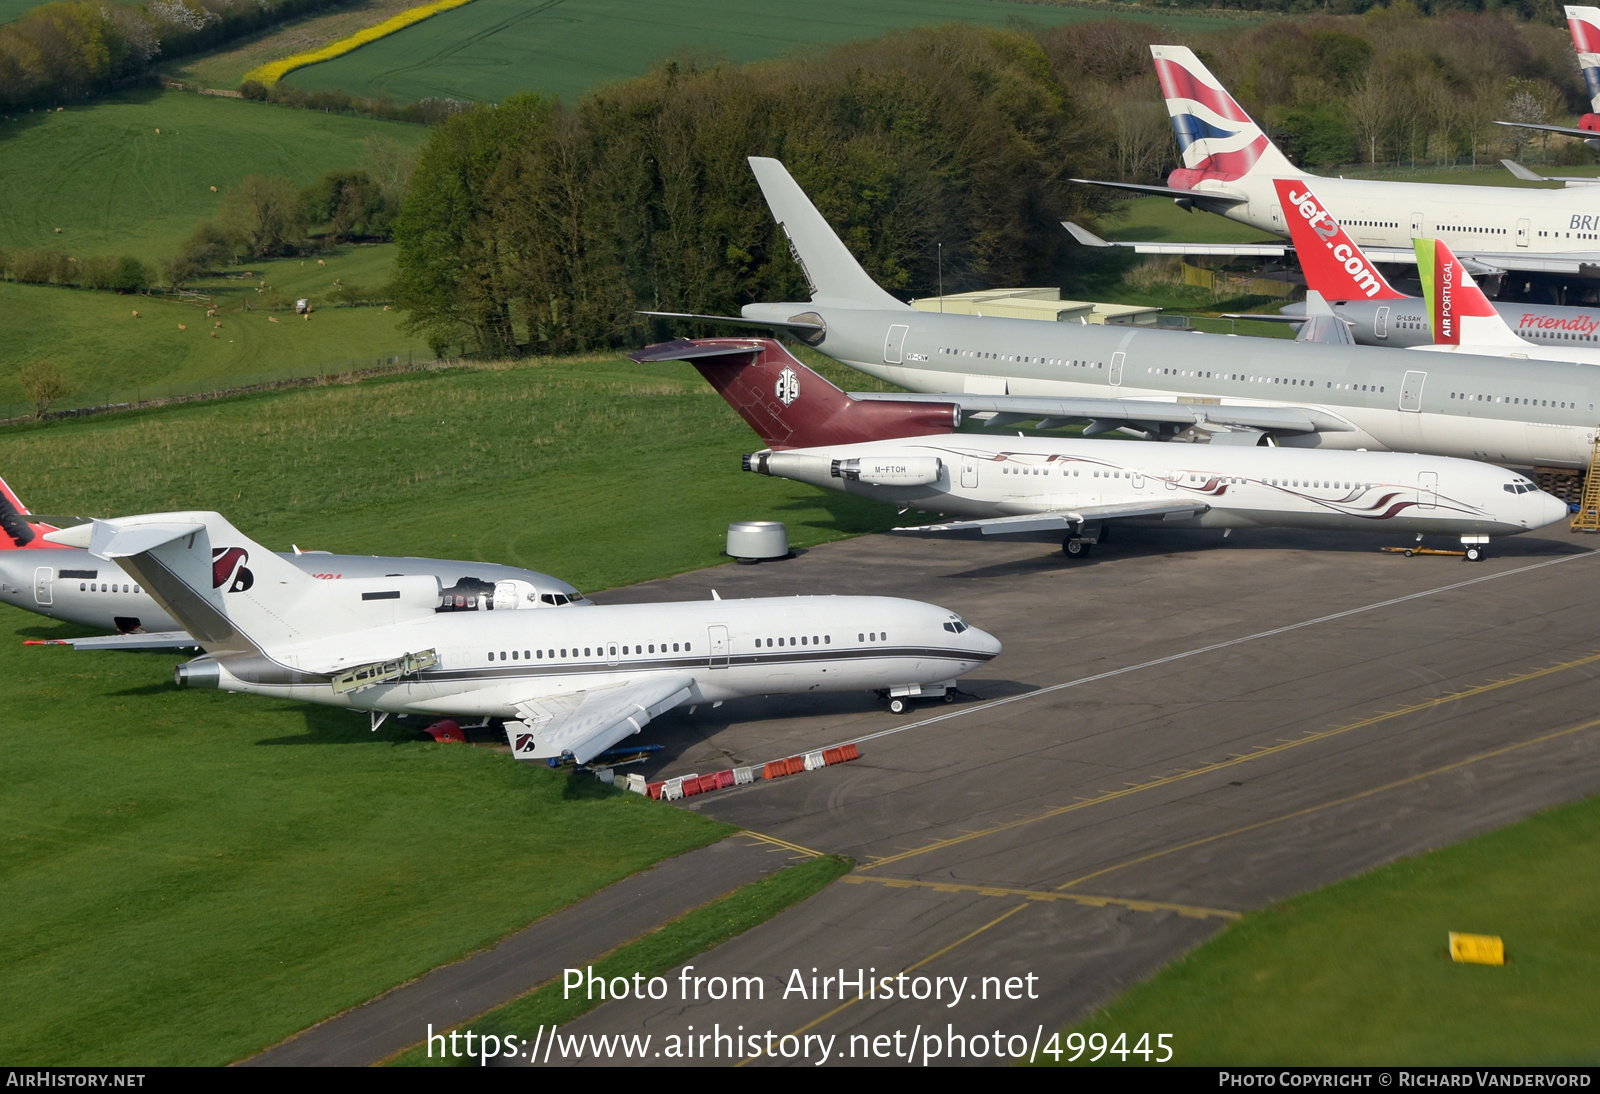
[[0, 0, 347, 109], [387, 9, 1589, 358]]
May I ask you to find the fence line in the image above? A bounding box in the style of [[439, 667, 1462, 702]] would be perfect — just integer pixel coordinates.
[[1, 351, 434, 427]]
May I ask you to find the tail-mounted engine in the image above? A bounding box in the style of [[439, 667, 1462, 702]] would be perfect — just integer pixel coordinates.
[[831, 456, 944, 486]]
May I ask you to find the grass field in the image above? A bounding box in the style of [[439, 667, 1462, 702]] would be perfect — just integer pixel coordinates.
[[392, 853, 854, 1066], [1065, 793, 1600, 1065], [0, 245, 420, 417], [0, 353, 904, 1064], [280, 0, 1261, 105], [0, 88, 426, 266]]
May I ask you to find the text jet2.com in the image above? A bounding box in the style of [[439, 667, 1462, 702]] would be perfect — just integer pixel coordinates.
[[425, 965, 1174, 1065]]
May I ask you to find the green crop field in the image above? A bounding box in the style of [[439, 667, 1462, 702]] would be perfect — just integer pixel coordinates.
[[1063, 793, 1600, 1065], [0, 88, 426, 266], [281, 0, 1262, 105], [0, 0, 37, 23], [0, 353, 901, 1064]]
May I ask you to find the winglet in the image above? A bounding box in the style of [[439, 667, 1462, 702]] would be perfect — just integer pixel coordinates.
[[1062, 222, 1113, 247], [1414, 237, 1528, 348], [1273, 179, 1404, 301]]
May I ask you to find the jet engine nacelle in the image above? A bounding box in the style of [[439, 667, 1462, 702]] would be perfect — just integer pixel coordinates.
[[831, 456, 944, 486]]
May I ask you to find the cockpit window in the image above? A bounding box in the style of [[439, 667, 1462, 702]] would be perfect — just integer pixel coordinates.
[[944, 618, 969, 634]]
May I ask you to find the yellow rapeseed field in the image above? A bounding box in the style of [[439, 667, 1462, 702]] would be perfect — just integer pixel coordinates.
[[241, 0, 477, 86]]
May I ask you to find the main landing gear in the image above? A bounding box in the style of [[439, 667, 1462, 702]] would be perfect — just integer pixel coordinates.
[[1062, 521, 1104, 559]]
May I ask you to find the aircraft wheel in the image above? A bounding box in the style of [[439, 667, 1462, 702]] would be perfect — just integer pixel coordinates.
[[943, 690, 957, 704], [1465, 545, 1484, 562], [888, 697, 909, 714], [1063, 538, 1091, 559]]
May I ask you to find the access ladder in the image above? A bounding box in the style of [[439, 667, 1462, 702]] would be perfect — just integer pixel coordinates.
[[1572, 436, 1600, 532]]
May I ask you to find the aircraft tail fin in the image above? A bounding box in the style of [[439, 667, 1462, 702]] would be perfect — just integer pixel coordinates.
[[746, 158, 908, 310], [1150, 46, 1302, 186], [1413, 238, 1529, 349], [1273, 179, 1404, 301], [630, 338, 957, 449], [1568, 6, 1600, 113], [44, 512, 441, 673], [0, 476, 39, 549]]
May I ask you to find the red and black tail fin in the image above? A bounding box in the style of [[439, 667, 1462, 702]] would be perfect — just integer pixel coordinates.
[[630, 338, 958, 450], [0, 474, 50, 549]]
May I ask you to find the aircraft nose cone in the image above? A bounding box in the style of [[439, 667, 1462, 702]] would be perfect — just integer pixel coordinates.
[[971, 626, 1002, 659], [1538, 490, 1571, 528]]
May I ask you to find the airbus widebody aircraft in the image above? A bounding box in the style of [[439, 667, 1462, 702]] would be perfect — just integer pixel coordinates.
[[0, 476, 590, 648], [1071, 45, 1600, 278], [655, 158, 1600, 471], [637, 337, 1566, 559], [45, 512, 999, 762], [1276, 179, 1600, 358]]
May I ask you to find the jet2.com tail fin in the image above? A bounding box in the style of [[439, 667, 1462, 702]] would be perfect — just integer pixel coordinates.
[[1413, 238, 1530, 349], [1273, 179, 1405, 301], [1150, 45, 1302, 186], [630, 337, 957, 450], [1568, 6, 1600, 113], [746, 158, 908, 311]]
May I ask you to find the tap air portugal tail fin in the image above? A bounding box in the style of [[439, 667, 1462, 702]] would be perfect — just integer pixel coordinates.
[[1151, 45, 1302, 187], [1414, 238, 1531, 349], [746, 157, 908, 311], [1273, 179, 1405, 301], [630, 337, 958, 450], [44, 512, 442, 675], [1569, 6, 1600, 114]]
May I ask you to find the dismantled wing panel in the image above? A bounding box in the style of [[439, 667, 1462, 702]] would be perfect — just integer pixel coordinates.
[[28, 631, 199, 651], [506, 674, 696, 765], [1067, 179, 1248, 206], [898, 499, 1208, 536], [1063, 221, 1284, 257]]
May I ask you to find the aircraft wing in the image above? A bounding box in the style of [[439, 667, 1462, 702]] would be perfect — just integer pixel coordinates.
[[897, 499, 1210, 536], [1063, 222, 1285, 257], [847, 392, 1354, 435], [1069, 179, 1248, 206], [505, 674, 696, 765], [1494, 120, 1600, 143], [24, 631, 200, 651], [638, 311, 825, 333]]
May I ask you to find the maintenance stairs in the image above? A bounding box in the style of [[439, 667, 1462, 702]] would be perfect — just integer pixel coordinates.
[[1572, 436, 1600, 533]]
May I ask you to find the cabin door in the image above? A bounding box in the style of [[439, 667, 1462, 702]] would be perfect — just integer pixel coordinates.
[[606, 643, 620, 667], [1375, 306, 1390, 340], [1517, 219, 1530, 248], [883, 325, 909, 364], [1411, 211, 1425, 237], [33, 566, 52, 606], [1418, 471, 1438, 510], [1109, 351, 1126, 387], [708, 626, 729, 669], [1399, 370, 1426, 412], [960, 459, 978, 489]]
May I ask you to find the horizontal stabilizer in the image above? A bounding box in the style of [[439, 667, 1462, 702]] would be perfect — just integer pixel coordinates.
[[638, 311, 825, 332], [1063, 221, 1283, 257], [1069, 179, 1248, 205], [629, 338, 766, 363], [507, 674, 696, 765]]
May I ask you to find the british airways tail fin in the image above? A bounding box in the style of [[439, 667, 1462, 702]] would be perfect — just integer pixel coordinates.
[[746, 158, 909, 311], [631, 337, 957, 449], [1568, 6, 1600, 113], [1273, 179, 1404, 301], [1150, 46, 1302, 186], [1414, 238, 1530, 349]]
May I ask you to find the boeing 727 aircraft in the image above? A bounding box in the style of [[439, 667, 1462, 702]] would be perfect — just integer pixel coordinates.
[[651, 157, 1600, 471], [638, 337, 1566, 559], [45, 512, 999, 761], [0, 476, 589, 648]]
